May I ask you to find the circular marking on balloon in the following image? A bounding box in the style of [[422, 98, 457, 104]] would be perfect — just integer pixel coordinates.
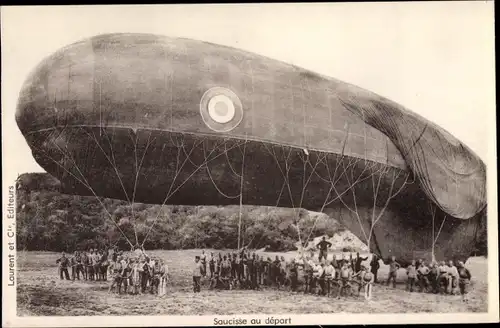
[[207, 94, 235, 123], [200, 87, 243, 132]]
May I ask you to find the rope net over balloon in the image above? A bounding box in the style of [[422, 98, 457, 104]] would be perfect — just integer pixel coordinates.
[[27, 116, 454, 260]]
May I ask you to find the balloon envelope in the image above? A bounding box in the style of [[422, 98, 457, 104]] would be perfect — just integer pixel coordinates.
[[16, 33, 487, 264]]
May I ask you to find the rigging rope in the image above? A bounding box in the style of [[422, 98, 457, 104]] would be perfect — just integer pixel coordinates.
[[30, 134, 134, 248]]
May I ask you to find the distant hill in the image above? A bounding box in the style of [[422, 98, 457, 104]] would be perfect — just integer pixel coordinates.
[[15, 172, 367, 252]]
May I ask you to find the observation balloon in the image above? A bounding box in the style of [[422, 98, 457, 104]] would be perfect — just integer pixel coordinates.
[[16, 33, 487, 264]]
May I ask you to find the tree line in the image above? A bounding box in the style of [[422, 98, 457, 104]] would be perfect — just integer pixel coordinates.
[[15, 173, 346, 252]]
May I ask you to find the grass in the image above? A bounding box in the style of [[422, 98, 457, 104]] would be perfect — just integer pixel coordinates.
[[16, 250, 488, 316]]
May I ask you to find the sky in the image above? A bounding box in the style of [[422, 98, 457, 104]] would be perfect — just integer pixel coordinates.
[[1, 3, 495, 176]]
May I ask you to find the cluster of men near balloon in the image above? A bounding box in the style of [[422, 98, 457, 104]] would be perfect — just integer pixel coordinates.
[[56, 237, 473, 303]]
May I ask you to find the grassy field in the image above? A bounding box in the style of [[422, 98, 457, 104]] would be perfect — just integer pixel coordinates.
[[16, 250, 488, 316]]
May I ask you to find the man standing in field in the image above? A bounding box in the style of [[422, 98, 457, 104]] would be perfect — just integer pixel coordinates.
[[406, 260, 418, 292], [71, 251, 83, 281], [354, 252, 368, 274], [151, 259, 162, 295], [317, 262, 326, 295], [237, 253, 244, 283], [100, 250, 109, 281], [447, 260, 460, 295], [251, 253, 259, 290], [87, 249, 95, 281], [208, 252, 215, 279], [252, 254, 261, 289], [158, 259, 169, 296], [80, 251, 89, 281], [316, 237, 332, 262], [230, 252, 237, 281], [91, 249, 101, 281], [438, 261, 449, 294], [244, 254, 253, 289], [338, 261, 352, 298], [310, 261, 321, 294], [254, 254, 262, 286], [119, 258, 131, 294], [370, 254, 380, 283], [277, 256, 287, 289], [272, 256, 280, 287], [417, 261, 431, 292], [130, 258, 141, 295], [289, 258, 298, 292], [214, 253, 221, 277], [457, 261, 471, 302], [193, 256, 203, 293], [304, 256, 315, 294], [108, 256, 122, 294], [359, 266, 374, 300], [324, 260, 335, 297], [386, 256, 400, 288], [429, 262, 440, 293], [257, 255, 265, 286], [221, 255, 231, 288], [200, 250, 207, 278], [56, 252, 71, 280], [140, 257, 151, 294]]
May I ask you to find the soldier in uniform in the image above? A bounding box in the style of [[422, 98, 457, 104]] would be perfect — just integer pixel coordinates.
[[140, 258, 151, 294], [386, 256, 400, 288], [250, 253, 258, 289], [457, 261, 472, 302], [208, 252, 215, 279], [200, 250, 207, 278], [80, 251, 89, 280], [151, 259, 162, 295], [353, 252, 368, 274], [130, 258, 142, 295], [108, 256, 123, 294], [254, 254, 262, 286], [429, 262, 440, 294], [406, 260, 418, 292], [71, 251, 84, 281], [120, 258, 132, 294], [272, 256, 281, 287], [87, 249, 95, 281], [324, 260, 336, 297], [303, 257, 315, 294], [192, 256, 202, 293], [158, 259, 169, 296], [359, 266, 374, 300], [417, 260, 431, 292], [316, 237, 332, 262], [289, 258, 298, 292], [56, 252, 71, 280]]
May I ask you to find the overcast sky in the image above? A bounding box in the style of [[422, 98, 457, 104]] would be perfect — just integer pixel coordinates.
[[2, 3, 495, 176]]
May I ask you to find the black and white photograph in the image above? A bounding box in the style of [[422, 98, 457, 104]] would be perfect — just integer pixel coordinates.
[[2, 3, 498, 327]]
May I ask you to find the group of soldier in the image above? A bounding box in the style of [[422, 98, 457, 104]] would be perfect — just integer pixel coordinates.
[[56, 247, 169, 296], [400, 258, 472, 302], [107, 250, 169, 296], [55, 237, 473, 302], [192, 237, 473, 302], [56, 248, 110, 282], [192, 239, 377, 300]]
